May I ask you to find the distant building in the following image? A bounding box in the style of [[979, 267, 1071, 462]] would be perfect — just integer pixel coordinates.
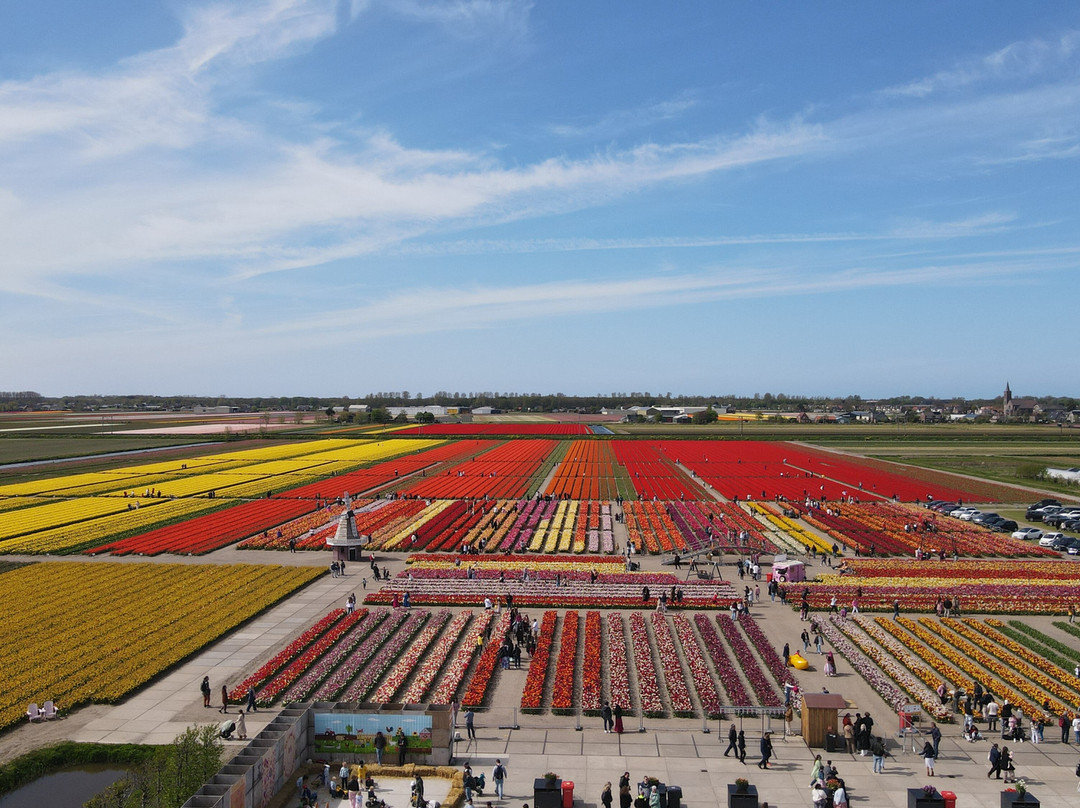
[[193, 405, 239, 414], [1002, 382, 1038, 421]]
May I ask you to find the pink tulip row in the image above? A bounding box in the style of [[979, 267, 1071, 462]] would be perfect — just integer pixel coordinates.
[[401, 611, 474, 703], [520, 611, 558, 712], [338, 610, 429, 702], [581, 611, 603, 713], [283, 610, 392, 702], [551, 611, 580, 714], [607, 613, 632, 713], [307, 609, 405, 700], [229, 609, 345, 701], [429, 611, 495, 704], [461, 612, 513, 708], [372, 610, 453, 703], [672, 614, 724, 718], [714, 615, 782, 707], [693, 614, 751, 705], [650, 613, 695, 716], [736, 615, 798, 690], [629, 612, 663, 717], [811, 616, 917, 716], [256, 609, 369, 705]]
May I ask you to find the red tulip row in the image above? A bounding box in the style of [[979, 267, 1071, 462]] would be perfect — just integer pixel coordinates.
[[255, 609, 369, 705], [581, 611, 603, 714], [520, 611, 558, 712], [650, 613, 694, 717], [229, 609, 345, 701], [402, 440, 557, 500], [460, 612, 512, 708], [629, 612, 663, 717], [395, 424, 590, 436], [550, 611, 580, 714], [282, 610, 392, 702]]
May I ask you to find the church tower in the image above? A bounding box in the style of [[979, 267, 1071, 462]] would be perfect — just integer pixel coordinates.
[[1003, 382, 1013, 419]]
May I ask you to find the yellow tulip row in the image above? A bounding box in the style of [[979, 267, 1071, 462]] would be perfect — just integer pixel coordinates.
[[0, 561, 321, 730]]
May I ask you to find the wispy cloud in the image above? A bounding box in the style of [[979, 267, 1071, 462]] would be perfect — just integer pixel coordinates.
[[549, 92, 699, 139], [882, 30, 1080, 98]]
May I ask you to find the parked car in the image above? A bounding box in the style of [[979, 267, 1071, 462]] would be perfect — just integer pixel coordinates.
[[1040, 532, 1065, 547], [1066, 538, 1080, 555], [931, 502, 958, 514], [1029, 498, 1062, 509], [1051, 534, 1075, 551], [1012, 527, 1043, 541], [1030, 505, 1063, 523], [951, 507, 979, 519], [1061, 518, 1080, 533], [972, 512, 1001, 525], [1044, 509, 1080, 527], [991, 520, 1018, 533]]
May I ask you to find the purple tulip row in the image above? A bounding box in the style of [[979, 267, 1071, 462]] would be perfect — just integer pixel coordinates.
[[693, 614, 752, 705], [715, 615, 782, 706], [281, 610, 388, 702]]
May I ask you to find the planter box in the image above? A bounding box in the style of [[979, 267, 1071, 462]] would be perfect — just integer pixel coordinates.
[[1000, 794, 1039, 808], [534, 778, 561, 808], [726, 783, 758, 808], [907, 789, 944, 808]]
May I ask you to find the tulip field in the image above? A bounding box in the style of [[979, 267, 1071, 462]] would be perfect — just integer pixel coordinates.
[[0, 561, 321, 731]]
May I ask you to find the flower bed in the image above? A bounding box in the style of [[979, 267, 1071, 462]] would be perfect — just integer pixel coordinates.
[[607, 613, 632, 713], [693, 613, 751, 705], [650, 614, 694, 717], [551, 612, 580, 714], [372, 610, 452, 702], [629, 612, 664, 717], [281, 610, 391, 702], [400, 612, 473, 703], [581, 612, 603, 714], [460, 612, 512, 708], [715, 615, 781, 706], [672, 615, 723, 718], [429, 611, 494, 704], [230, 610, 345, 701], [520, 611, 558, 713]]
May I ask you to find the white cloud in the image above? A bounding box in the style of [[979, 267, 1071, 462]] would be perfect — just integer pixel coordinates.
[[882, 30, 1080, 98], [549, 92, 699, 139]]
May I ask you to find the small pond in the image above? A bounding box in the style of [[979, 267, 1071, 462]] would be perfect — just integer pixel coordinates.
[[0, 764, 130, 808]]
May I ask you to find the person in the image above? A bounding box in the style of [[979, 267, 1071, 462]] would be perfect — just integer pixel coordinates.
[[785, 703, 795, 738], [987, 743, 1002, 779], [374, 730, 387, 764], [602, 701, 613, 733], [347, 593, 356, 615], [930, 722, 941, 758], [811, 782, 828, 808], [737, 729, 747, 764], [613, 704, 624, 734], [986, 697, 1000, 731], [397, 728, 408, 765], [348, 771, 361, 808], [492, 759, 506, 799], [832, 781, 848, 808], [465, 708, 476, 740], [1001, 746, 1016, 783], [201, 676, 212, 708], [648, 786, 660, 808], [724, 723, 738, 757], [619, 785, 632, 808], [219, 684, 230, 714], [843, 718, 855, 755], [782, 642, 791, 665], [922, 739, 936, 776], [809, 754, 823, 785], [246, 686, 257, 713], [235, 709, 247, 740], [870, 736, 887, 773], [413, 773, 425, 807], [601, 782, 613, 808], [758, 731, 773, 769]]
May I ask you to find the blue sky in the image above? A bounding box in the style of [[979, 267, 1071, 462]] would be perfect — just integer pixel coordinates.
[[2, 1, 1078, 399]]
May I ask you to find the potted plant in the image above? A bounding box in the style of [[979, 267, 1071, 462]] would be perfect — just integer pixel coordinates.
[[1001, 780, 1039, 808], [727, 777, 758, 808], [534, 773, 562, 808], [908, 784, 944, 808]]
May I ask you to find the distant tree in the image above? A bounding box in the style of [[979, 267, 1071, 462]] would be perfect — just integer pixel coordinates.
[[415, 411, 436, 424], [370, 407, 393, 424], [692, 408, 718, 425]]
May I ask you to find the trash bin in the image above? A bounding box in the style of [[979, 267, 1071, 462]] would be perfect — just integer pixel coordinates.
[[561, 781, 574, 808], [940, 790, 956, 808], [666, 786, 682, 808], [825, 732, 841, 753]]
